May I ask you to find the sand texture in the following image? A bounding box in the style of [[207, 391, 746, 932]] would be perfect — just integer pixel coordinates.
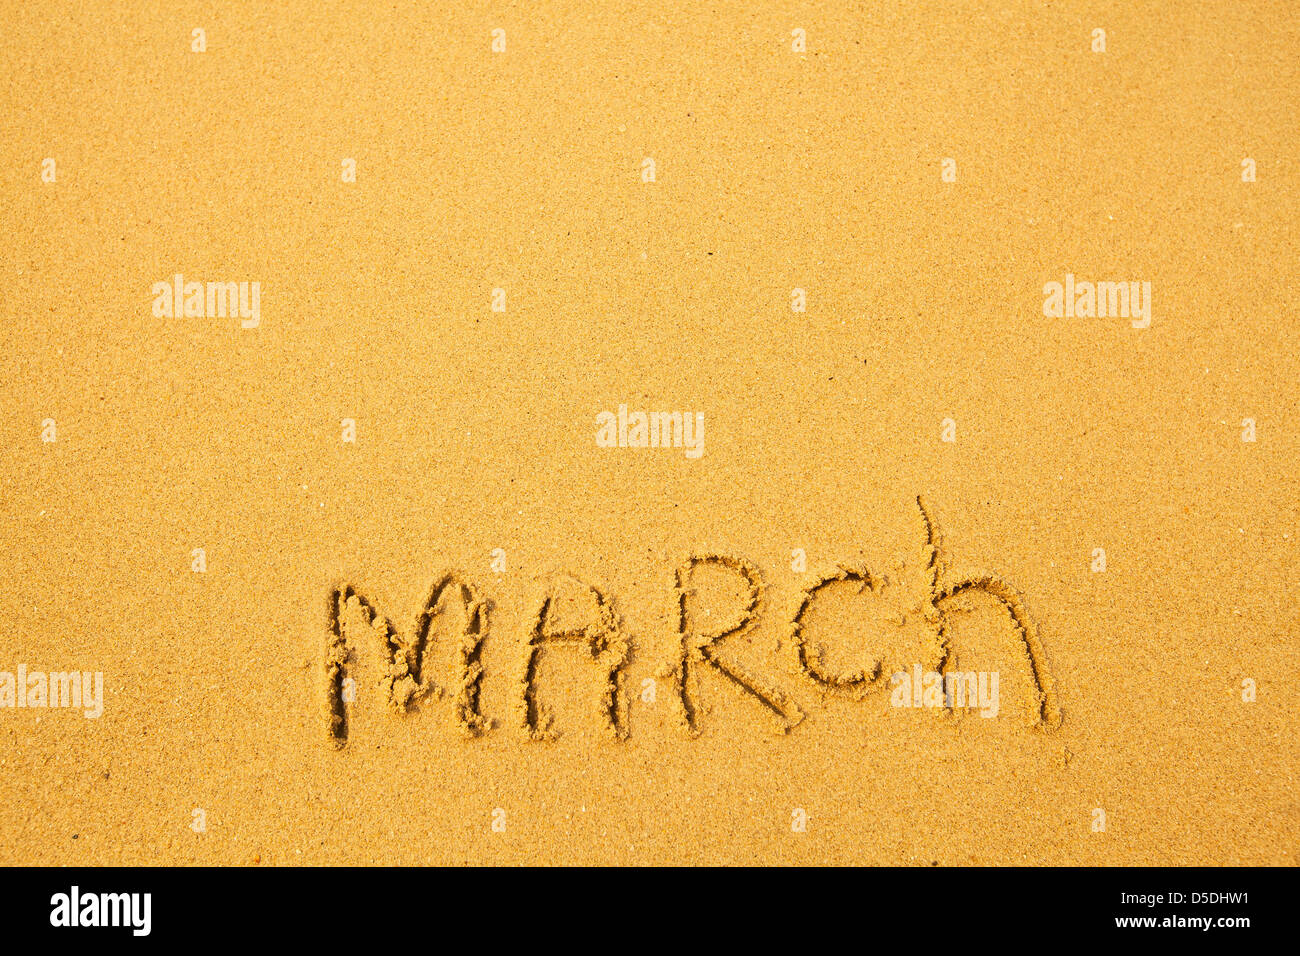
[[1, 1, 1296, 865]]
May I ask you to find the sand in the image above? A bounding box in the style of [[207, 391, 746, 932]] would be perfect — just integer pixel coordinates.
[[0, 0, 1296, 865]]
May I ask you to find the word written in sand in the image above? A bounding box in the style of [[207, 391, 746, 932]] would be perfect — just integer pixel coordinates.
[[323, 497, 1062, 747]]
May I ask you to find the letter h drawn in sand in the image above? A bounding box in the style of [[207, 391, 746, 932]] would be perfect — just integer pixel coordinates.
[[790, 496, 1062, 730]]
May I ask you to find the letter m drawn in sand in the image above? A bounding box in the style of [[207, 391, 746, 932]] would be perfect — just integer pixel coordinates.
[[326, 574, 488, 748]]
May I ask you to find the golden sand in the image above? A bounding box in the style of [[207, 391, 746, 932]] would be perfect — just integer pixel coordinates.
[[1, 1, 1296, 865]]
